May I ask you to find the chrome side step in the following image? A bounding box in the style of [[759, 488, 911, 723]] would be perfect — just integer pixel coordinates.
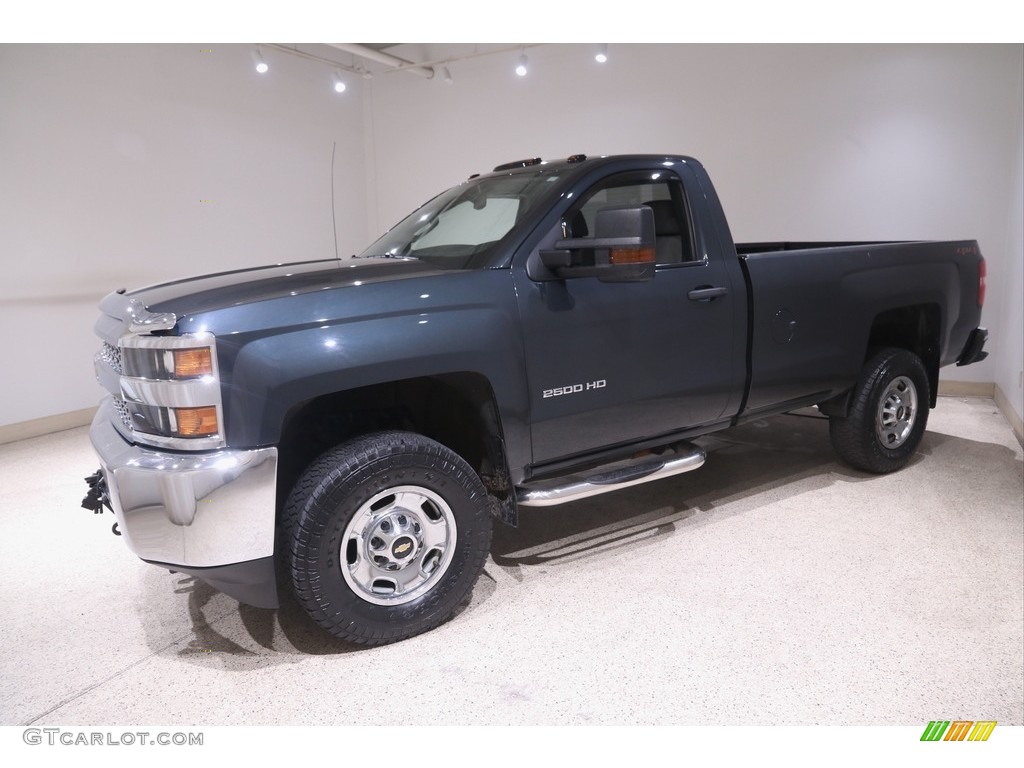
[[515, 442, 706, 507]]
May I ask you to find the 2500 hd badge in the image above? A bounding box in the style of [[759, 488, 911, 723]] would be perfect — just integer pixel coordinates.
[[543, 379, 607, 398]]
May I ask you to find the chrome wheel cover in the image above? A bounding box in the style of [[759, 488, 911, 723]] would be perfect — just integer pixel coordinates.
[[875, 375, 918, 449], [340, 486, 457, 606]]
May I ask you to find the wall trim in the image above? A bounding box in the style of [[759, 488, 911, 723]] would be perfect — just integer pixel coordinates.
[[993, 384, 1024, 446], [0, 407, 97, 446], [938, 380, 1023, 446], [937, 380, 995, 398]]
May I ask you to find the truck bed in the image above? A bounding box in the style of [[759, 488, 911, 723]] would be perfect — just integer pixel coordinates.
[[737, 239, 984, 417]]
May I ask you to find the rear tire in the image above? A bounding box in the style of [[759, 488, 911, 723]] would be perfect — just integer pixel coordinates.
[[282, 431, 492, 645], [829, 348, 930, 474]]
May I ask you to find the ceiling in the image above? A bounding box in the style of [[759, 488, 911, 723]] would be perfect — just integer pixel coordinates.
[[264, 43, 538, 81]]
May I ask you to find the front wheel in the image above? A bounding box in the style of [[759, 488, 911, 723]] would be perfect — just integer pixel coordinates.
[[829, 348, 931, 474], [282, 431, 493, 645]]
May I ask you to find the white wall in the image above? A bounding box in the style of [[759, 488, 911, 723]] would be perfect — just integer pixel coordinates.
[[0, 44, 368, 426], [368, 43, 1023, 397], [994, 77, 1024, 424]]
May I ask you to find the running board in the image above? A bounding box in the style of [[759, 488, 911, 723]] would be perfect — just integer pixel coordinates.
[[515, 442, 706, 507]]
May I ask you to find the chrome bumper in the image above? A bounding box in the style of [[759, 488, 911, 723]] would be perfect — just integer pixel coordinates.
[[89, 398, 278, 569]]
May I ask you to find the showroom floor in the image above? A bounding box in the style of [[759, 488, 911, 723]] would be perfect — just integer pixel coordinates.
[[1, 397, 1021, 726]]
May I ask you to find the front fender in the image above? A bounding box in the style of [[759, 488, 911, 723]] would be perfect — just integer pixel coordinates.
[[196, 270, 531, 471]]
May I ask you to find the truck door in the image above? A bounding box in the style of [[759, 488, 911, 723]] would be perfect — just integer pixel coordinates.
[[513, 166, 744, 466]]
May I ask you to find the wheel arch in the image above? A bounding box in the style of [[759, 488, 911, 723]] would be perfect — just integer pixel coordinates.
[[864, 303, 941, 408], [274, 372, 515, 526]]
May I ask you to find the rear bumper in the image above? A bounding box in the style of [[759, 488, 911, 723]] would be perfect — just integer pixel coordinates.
[[89, 399, 280, 607], [957, 327, 989, 366]]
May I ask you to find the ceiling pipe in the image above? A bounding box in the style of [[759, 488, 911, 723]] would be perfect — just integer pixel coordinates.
[[263, 44, 362, 74], [327, 43, 435, 79]]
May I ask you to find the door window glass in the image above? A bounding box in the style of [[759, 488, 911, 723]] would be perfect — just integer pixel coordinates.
[[567, 172, 693, 264]]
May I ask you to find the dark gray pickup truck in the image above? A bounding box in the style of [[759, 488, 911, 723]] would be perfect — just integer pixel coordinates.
[[84, 154, 989, 645]]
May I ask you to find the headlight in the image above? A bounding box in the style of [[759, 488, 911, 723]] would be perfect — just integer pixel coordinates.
[[122, 345, 214, 380], [117, 333, 225, 450]]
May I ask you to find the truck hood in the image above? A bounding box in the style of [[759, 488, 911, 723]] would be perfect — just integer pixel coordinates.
[[130, 257, 454, 319]]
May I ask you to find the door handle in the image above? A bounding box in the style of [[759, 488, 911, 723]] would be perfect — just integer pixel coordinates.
[[687, 286, 728, 302]]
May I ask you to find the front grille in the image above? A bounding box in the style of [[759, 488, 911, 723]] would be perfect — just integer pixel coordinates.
[[100, 342, 123, 375], [112, 395, 133, 432]]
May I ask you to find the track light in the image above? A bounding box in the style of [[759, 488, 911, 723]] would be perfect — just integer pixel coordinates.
[[595, 44, 608, 64], [333, 71, 347, 93], [515, 53, 528, 77], [252, 49, 268, 74]]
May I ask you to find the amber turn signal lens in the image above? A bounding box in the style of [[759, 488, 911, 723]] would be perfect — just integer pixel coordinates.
[[174, 406, 219, 437], [173, 348, 213, 378], [610, 246, 655, 265]]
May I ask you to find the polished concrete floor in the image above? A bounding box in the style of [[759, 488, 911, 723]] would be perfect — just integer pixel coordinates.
[[1, 397, 1021, 726]]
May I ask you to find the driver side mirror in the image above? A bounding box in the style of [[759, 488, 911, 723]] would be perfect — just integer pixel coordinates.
[[539, 205, 656, 283]]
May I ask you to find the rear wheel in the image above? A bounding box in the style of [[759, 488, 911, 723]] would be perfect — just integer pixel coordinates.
[[829, 348, 930, 474], [282, 431, 492, 645]]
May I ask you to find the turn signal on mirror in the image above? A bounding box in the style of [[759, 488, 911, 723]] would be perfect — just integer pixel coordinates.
[[610, 247, 655, 265]]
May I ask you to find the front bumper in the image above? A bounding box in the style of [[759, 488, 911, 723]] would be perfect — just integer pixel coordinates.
[[89, 398, 280, 608]]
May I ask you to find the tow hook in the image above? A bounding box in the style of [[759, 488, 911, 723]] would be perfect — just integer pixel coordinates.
[[81, 470, 119, 535]]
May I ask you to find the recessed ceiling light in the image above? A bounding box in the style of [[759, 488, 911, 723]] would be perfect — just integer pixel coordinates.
[[252, 49, 268, 74]]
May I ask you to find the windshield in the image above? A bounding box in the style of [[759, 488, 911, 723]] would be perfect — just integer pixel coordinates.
[[356, 170, 563, 269]]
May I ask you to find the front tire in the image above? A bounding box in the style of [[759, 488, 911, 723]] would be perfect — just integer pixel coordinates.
[[282, 431, 493, 645], [829, 348, 930, 474]]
